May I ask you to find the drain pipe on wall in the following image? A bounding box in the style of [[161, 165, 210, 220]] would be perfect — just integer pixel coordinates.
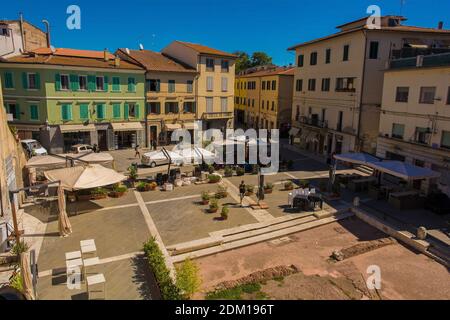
[[356, 29, 368, 152]]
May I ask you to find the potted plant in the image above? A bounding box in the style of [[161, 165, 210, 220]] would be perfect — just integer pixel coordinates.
[[251, 164, 259, 175], [128, 165, 138, 182], [76, 189, 92, 201], [208, 174, 221, 184], [215, 185, 228, 199], [264, 183, 274, 194], [236, 167, 245, 176], [245, 184, 255, 196], [201, 191, 210, 205], [136, 181, 149, 192], [207, 165, 215, 175], [221, 206, 229, 220], [224, 166, 233, 177], [149, 182, 158, 191], [109, 184, 128, 198], [299, 180, 310, 188], [91, 187, 108, 200], [284, 181, 294, 191], [208, 199, 219, 214]]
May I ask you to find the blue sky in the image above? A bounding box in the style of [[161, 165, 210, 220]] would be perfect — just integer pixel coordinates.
[[3, 0, 450, 65]]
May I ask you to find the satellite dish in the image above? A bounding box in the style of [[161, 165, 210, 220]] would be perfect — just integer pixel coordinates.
[[139, 44, 144, 50], [125, 48, 130, 54], [50, 45, 56, 53]]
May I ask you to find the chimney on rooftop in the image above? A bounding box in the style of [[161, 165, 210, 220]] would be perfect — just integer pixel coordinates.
[[438, 21, 444, 30], [114, 55, 120, 67], [104, 48, 109, 61]]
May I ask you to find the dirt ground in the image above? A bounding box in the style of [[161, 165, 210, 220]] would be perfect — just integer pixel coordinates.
[[195, 217, 450, 300]]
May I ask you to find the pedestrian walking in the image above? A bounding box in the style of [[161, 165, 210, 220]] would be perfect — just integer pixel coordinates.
[[239, 181, 246, 207], [135, 145, 141, 158]]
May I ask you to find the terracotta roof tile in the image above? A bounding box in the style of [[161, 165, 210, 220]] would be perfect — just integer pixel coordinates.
[[117, 49, 197, 73], [31, 47, 116, 60], [175, 41, 237, 58]]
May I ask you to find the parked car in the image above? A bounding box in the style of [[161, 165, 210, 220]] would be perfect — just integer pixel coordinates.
[[70, 144, 94, 154], [141, 150, 184, 168], [21, 139, 48, 157], [425, 192, 450, 215]]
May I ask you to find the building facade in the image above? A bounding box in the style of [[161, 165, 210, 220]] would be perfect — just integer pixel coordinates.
[[235, 66, 294, 134], [0, 75, 27, 252], [162, 41, 236, 131], [377, 53, 450, 196], [117, 48, 198, 146], [0, 16, 48, 58], [0, 48, 146, 153], [288, 16, 450, 157]]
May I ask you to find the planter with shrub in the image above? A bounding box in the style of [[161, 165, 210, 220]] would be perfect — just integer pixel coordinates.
[[284, 181, 294, 191], [109, 184, 128, 198], [236, 167, 245, 176], [208, 199, 219, 213], [90, 187, 108, 200], [224, 166, 233, 177], [251, 165, 259, 175], [215, 185, 228, 199], [201, 191, 210, 205], [76, 189, 93, 201], [221, 205, 229, 220], [264, 183, 274, 194], [208, 174, 222, 184], [136, 181, 151, 192], [245, 184, 255, 196]]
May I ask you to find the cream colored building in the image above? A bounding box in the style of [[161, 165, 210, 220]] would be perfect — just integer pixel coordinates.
[[117, 48, 198, 145], [162, 41, 236, 131], [288, 16, 450, 157], [377, 53, 450, 196], [235, 66, 294, 133]]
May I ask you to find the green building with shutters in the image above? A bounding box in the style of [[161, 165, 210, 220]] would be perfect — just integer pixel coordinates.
[[0, 48, 145, 153]]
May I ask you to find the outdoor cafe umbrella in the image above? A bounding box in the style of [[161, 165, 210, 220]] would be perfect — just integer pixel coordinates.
[[369, 161, 441, 181], [20, 252, 35, 300], [333, 153, 381, 166], [57, 185, 72, 237], [44, 164, 126, 191]]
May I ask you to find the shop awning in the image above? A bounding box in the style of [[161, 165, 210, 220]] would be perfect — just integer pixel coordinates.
[[370, 161, 441, 181], [10, 124, 42, 132], [289, 127, 300, 136], [111, 122, 144, 132], [165, 123, 182, 131], [334, 153, 381, 166], [60, 124, 95, 133], [183, 122, 199, 130]]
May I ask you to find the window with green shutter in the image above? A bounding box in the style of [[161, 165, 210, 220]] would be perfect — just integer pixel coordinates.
[[4, 72, 14, 89], [441, 131, 450, 149], [104, 76, 109, 92], [113, 103, 121, 119], [79, 104, 89, 120], [61, 104, 72, 121], [112, 77, 120, 92], [124, 104, 129, 120], [88, 75, 96, 92], [30, 105, 39, 120], [96, 104, 105, 119], [22, 73, 28, 89], [70, 74, 79, 91], [128, 78, 136, 92], [55, 73, 61, 91], [135, 104, 140, 119]]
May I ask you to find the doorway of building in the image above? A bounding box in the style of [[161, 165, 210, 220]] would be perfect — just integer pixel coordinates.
[[63, 132, 91, 152], [149, 126, 158, 147], [98, 130, 108, 151], [116, 131, 137, 149]]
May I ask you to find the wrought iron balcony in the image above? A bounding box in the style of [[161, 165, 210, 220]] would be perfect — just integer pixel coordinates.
[[202, 112, 234, 120], [299, 116, 328, 129]]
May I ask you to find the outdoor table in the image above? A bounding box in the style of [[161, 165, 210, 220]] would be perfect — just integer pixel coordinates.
[[87, 273, 106, 300], [65, 251, 82, 261], [80, 239, 95, 248], [81, 244, 97, 258]]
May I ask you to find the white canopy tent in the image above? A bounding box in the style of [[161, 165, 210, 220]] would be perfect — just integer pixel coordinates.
[[44, 164, 126, 191], [172, 147, 216, 164], [26, 152, 114, 169], [143, 150, 185, 165], [370, 161, 441, 181]]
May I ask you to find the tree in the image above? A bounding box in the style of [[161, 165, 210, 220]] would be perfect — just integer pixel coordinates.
[[250, 52, 273, 68], [233, 51, 252, 73], [176, 258, 202, 299]]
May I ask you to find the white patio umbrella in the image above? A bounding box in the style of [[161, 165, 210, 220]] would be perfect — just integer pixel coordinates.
[[57, 185, 72, 237], [370, 161, 441, 181], [44, 164, 126, 191], [20, 252, 35, 300], [144, 150, 185, 165]]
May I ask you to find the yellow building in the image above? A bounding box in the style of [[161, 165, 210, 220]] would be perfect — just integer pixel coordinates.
[[117, 48, 198, 145], [377, 53, 450, 196], [162, 41, 236, 131], [235, 66, 294, 132]]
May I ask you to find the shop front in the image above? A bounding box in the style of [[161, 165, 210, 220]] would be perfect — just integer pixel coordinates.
[[59, 124, 96, 152], [111, 122, 145, 149], [164, 123, 182, 145]]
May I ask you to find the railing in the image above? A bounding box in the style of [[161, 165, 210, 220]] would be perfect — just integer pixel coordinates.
[[299, 116, 328, 129], [202, 112, 234, 120]]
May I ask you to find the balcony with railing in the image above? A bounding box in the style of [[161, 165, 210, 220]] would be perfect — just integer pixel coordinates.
[[202, 112, 234, 120], [298, 116, 328, 129]]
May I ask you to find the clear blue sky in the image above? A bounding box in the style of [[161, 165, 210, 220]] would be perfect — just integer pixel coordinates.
[[3, 0, 450, 65]]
